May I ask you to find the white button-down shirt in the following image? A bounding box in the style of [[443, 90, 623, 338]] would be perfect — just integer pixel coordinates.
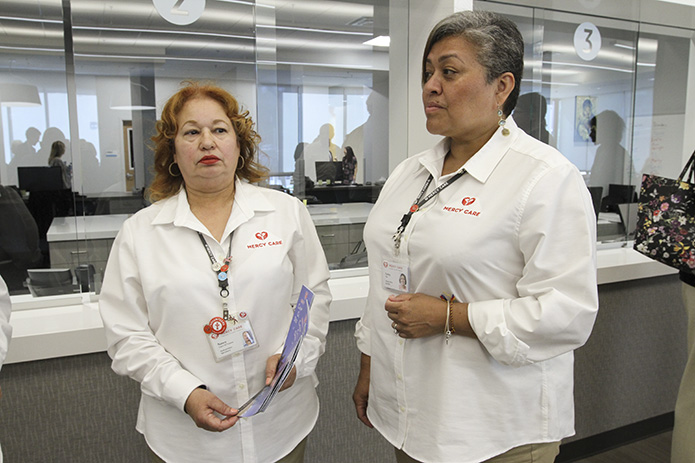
[[355, 119, 598, 463], [100, 180, 331, 463]]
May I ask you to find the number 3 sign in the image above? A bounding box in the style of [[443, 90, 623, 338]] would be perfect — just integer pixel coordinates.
[[574, 22, 601, 61]]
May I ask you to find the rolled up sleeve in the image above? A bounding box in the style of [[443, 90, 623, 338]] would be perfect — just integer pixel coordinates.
[[469, 164, 598, 366]]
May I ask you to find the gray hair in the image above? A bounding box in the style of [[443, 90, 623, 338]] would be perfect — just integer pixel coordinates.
[[422, 10, 524, 116]]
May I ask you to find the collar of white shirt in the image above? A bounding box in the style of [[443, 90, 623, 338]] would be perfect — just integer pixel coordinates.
[[418, 116, 520, 184], [150, 179, 276, 241]]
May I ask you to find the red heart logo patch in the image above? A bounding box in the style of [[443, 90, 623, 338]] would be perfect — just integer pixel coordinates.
[[255, 231, 268, 240], [461, 197, 476, 206]]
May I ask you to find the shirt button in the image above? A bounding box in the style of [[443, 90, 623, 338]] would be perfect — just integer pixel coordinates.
[[400, 406, 406, 413], [238, 384, 245, 390], [397, 374, 403, 380]]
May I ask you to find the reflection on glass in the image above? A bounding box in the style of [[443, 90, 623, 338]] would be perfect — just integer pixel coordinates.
[[514, 92, 552, 145], [481, 1, 643, 242], [0, 0, 397, 290], [588, 110, 636, 213], [0, 1, 71, 294]]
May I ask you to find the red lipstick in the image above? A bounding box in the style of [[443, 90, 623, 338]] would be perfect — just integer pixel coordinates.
[[199, 155, 220, 165]]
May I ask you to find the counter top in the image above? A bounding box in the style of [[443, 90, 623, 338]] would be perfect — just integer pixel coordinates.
[[6, 245, 677, 365], [47, 214, 131, 242], [5, 271, 370, 364], [46, 203, 375, 242], [306, 202, 373, 225], [597, 242, 677, 284]]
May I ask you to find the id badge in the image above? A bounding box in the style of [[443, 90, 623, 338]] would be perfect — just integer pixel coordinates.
[[382, 258, 410, 293], [203, 312, 258, 362]]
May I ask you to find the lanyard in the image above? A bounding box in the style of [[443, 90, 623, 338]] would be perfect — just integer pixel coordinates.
[[393, 169, 466, 254], [198, 232, 233, 320]]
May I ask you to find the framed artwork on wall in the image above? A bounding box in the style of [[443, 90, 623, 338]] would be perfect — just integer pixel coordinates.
[[575, 95, 597, 143]]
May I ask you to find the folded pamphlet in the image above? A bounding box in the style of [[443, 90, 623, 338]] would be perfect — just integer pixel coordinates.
[[237, 285, 314, 417]]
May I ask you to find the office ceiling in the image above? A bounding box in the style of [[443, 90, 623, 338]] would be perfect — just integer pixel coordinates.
[[0, 0, 671, 94], [0, 0, 389, 84]]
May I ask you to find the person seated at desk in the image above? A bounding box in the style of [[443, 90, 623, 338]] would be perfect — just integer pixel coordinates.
[[0, 184, 43, 293]]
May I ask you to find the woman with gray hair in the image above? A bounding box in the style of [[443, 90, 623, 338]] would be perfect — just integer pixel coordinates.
[[353, 10, 598, 463]]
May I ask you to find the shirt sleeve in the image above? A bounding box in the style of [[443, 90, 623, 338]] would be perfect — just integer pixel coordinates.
[[98, 221, 203, 411], [287, 199, 332, 380], [0, 276, 12, 370], [468, 163, 599, 367]]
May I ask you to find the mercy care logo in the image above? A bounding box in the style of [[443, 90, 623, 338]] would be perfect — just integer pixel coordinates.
[[442, 196, 481, 216], [247, 230, 282, 249]]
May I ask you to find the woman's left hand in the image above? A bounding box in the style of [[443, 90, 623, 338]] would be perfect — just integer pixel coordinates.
[[266, 354, 297, 391], [385, 293, 447, 339]]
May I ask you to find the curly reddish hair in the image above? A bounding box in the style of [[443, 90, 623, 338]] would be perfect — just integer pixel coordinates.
[[148, 81, 268, 202]]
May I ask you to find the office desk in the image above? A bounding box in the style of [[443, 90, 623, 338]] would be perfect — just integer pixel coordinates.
[[305, 184, 382, 203], [46, 214, 130, 275], [44, 203, 376, 273], [307, 203, 373, 264]]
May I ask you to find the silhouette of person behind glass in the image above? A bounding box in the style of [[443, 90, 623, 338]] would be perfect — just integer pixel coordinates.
[[514, 92, 552, 145], [37, 127, 69, 168], [8, 127, 41, 186], [304, 123, 337, 182], [588, 110, 637, 211], [79, 138, 101, 193], [342, 91, 388, 185], [292, 142, 309, 197]]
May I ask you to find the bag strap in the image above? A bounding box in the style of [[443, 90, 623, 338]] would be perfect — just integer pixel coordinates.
[[677, 149, 695, 183]]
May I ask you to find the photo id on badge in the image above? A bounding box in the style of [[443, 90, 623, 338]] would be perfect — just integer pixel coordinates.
[[382, 259, 410, 293], [203, 312, 258, 362]]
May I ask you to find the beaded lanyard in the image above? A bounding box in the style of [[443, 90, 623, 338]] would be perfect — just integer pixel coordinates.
[[198, 232, 233, 320]]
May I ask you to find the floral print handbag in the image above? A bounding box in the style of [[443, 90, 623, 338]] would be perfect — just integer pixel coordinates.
[[634, 150, 695, 271]]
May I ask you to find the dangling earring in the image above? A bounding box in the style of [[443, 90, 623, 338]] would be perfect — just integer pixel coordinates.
[[236, 155, 246, 170], [168, 162, 181, 177], [498, 107, 510, 136]]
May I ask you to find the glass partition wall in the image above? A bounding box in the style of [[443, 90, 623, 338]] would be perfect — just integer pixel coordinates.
[[480, 0, 694, 245], [2, 0, 695, 296], [0, 0, 392, 295], [0, 1, 70, 295]]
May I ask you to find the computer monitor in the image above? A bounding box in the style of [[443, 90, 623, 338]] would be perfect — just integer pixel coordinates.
[[315, 161, 344, 183], [588, 186, 603, 220], [608, 184, 637, 203], [601, 184, 637, 213], [17, 166, 63, 191]]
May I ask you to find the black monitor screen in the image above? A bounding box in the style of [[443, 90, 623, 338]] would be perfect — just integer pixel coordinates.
[[17, 166, 63, 191], [315, 161, 344, 183]]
